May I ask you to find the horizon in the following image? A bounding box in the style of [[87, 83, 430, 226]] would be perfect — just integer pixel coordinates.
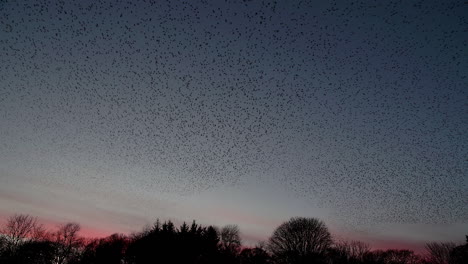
[[0, 212, 466, 256]]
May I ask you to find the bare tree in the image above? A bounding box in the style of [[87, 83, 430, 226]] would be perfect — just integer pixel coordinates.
[[333, 240, 371, 262], [425, 242, 456, 264], [220, 224, 241, 253], [268, 217, 332, 264], [54, 223, 83, 264], [383, 249, 422, 264], [0, 214, 44, 249]]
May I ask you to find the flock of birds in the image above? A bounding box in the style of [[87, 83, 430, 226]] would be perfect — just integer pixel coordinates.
[[0, 0, 466, 230]]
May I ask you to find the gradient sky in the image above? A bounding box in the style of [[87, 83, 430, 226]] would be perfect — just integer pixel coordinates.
[[0, 0, 467, 251]]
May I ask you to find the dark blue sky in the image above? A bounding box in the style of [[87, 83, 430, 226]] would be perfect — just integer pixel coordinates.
[[0, 0, 467, 249]]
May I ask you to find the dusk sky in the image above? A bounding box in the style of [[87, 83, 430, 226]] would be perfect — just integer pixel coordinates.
[[0, 0, 467, 252]]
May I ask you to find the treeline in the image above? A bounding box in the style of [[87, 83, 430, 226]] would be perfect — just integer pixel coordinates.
[[0, 214, 466, 264]]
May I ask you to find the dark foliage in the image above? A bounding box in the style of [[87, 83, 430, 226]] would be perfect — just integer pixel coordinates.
[[0, 240, 56, 264], [268, 217, 332, 264], [71, 233, 129, 264], [361, 249, 422, 264], [239, 247, 272, 264], [125, 220, 221, 264], [449, 236, 468, 264]]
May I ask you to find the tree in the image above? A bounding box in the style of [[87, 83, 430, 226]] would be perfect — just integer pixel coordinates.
[[450, 236, 468, 264], [331, 240, 371, 263], [363, 249, 422, 264], [75, 233, 129, 264], [239, 246, 272, 264], [217, 224, 242, 263], [14, 240, 56, 264], [425, 242, 456, 264], [0, 214, 45, 250], [220, 224, 241, 253], [383, 249, 421, 264], [268, 217, 332, 264], [199, 225, 221, 264], [54, 223, 83, 264], [125, 219, 223, 264]]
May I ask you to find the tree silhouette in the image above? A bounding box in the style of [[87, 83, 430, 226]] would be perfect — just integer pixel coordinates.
[[331, 240, 371, 264], [362, 249, 422, 264], [125, 219, 224, 264], [239, 246, 272, 264], [216, 224, 241, 263], [450, 235, 468, 264], [0, 214, 45, 250], [12, 240, 56, 264], [425, 242, 456, 264], [220, 225, 241, 253], [72, 233, 129, 264], [199, 225, 221, 264], [53, 223, 83, 264], [1, 213, 466, 264], [268, 217, 332, 264]]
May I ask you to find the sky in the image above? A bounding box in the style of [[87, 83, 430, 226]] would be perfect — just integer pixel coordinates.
[[0, 0, 467, 252]]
